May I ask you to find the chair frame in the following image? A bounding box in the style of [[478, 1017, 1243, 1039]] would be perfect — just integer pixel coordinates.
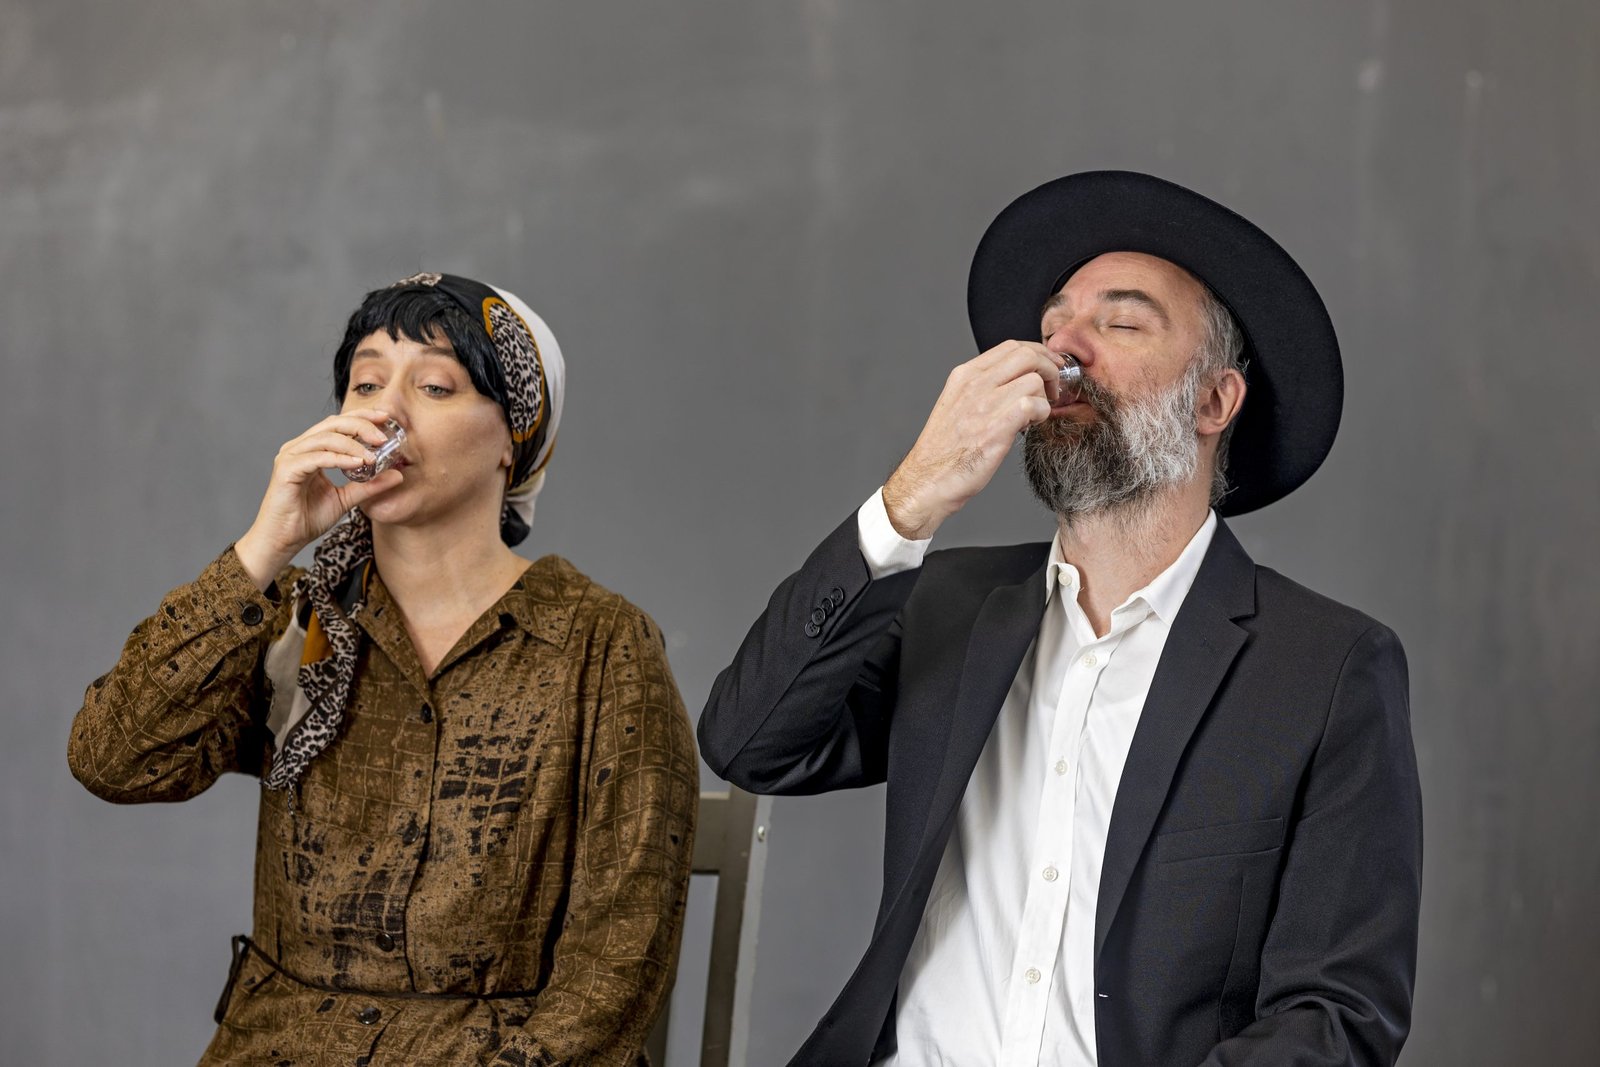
[[645, 786, 772, 1067]]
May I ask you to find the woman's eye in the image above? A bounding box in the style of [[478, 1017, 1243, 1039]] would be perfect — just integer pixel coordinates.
[[421, 384, 454, 397], [351, 382, 380, 394]]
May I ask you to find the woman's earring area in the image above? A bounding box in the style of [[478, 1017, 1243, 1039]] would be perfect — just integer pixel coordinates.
[[348, 419, 406, 482]]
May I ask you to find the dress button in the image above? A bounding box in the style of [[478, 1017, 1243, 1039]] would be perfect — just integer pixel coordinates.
[[1025, 967, 1042, 984], [376, 932, 396, 952], [240, 603, 264, 626], [1043, 866, 1059, 882], [419, 703, 433, 724], [356, 1005, 381, 1025]]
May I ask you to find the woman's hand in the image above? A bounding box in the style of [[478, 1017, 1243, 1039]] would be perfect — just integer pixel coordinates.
[[234, 409, 403, 590]]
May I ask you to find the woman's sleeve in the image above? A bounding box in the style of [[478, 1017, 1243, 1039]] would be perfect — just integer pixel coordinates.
[[67, 546, 296, 804]]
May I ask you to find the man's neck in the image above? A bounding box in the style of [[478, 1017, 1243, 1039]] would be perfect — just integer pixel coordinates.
[[1056, 483, 1212, 638]]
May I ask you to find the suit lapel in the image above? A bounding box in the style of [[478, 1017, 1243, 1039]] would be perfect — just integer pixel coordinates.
[[913, 555, 1050, 862], [1094, 520, 1258, 963]]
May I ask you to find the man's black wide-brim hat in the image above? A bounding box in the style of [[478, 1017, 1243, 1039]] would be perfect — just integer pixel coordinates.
[[967, 170, 1342, 516]]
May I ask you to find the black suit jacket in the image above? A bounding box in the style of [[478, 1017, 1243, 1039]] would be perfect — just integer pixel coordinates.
[[698, 513, 1422, 1067]]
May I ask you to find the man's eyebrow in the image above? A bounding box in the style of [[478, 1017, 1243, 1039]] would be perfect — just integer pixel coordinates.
[[1038, 289, 1171, 327], [1099, 289, 1170, 326]]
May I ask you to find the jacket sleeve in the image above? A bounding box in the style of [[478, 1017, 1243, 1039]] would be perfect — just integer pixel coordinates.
[[67, 547, 292, 803], [490, 608, 699, 1067], [1200, 623, 1423, 1067], [696, 511, 922, 797]]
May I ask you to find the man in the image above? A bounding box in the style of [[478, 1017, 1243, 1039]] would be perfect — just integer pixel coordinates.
[[697, 171, 1422, 1066]]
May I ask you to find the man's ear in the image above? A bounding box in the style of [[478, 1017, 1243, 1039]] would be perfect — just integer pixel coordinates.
[[1198, 367, 1247, 438]]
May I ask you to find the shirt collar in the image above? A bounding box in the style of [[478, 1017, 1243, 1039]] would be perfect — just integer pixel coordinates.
[[358, 555, 582, 654], [498, 555, 583, 648], [1045, 509, 1219, 624]]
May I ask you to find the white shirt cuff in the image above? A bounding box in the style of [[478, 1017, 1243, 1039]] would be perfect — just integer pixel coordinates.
[[857, 487, 932, 580]]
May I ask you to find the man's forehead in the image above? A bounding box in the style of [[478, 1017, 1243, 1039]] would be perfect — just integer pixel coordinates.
[[1043, 251, 1206, 315], [1057, 251, 1199, 292]]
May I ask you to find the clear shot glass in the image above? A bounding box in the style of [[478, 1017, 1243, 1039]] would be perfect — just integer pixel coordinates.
[[1056, 356, 1083, 404], [347, 418, 406, 482]]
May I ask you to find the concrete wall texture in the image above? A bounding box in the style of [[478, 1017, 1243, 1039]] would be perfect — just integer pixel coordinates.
[[2, 1, 1596, 1063]]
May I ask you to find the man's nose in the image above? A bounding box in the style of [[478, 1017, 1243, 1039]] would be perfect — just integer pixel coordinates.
[[1044, 321, 1094, 370]]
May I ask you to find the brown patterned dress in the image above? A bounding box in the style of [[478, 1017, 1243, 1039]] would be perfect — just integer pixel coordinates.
[[68, 548, 698, 1066]]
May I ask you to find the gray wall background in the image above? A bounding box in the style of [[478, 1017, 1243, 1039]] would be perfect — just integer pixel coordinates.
[[3, 1, 1597, 1063]]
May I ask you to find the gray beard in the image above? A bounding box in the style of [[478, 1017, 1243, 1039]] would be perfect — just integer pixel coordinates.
[[1021, 364, 1201, 522]]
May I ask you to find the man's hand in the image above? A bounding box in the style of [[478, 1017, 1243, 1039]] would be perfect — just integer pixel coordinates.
[[882, 341, 1062, 541]]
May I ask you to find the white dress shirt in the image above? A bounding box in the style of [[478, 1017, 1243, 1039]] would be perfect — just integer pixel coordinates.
[[858, 489, 1217, 1067]]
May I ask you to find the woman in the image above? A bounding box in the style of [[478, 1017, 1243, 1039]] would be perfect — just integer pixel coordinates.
[[68, 273, 698, 1065]]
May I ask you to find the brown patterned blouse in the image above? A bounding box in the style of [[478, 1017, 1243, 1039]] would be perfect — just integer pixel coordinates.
[[68, 547, 698, 1066]]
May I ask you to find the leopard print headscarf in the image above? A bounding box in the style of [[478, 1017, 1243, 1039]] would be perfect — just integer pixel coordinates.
[[261, 274, 566, 794]]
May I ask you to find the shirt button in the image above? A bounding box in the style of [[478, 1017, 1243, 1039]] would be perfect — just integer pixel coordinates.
[[1042, 866, 1059, 882], [356, 1005, 381, 1025], [1082, 653, 1098, 668], [419, 703, 433, 724], [376, 932, 396, 952], [1054, 759, 1068, 776], [400, 823, 419, 845], [240, 603, 264, 626], [1025, 967, 1042, 984]]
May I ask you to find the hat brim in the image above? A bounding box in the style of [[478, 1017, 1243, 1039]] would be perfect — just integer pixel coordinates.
[[967, 170, 1342, 516]]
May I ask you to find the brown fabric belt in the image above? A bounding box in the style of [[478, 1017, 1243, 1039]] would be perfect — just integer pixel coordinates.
[[214, 935, 538, 1024]]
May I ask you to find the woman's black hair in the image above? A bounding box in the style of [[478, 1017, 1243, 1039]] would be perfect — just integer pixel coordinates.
[[331, 283, 509, 410]]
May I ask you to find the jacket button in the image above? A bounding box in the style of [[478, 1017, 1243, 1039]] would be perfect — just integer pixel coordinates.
[[804, 621, 821, 639], [376, 932, 396, 952], [809, 608, 827, 626], [240, 603, 264, 626], [829, 587, 845, 606], [356, 1005, 381, 1025], [419, 703, 433, 724], [400, 824, 419, 845]]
